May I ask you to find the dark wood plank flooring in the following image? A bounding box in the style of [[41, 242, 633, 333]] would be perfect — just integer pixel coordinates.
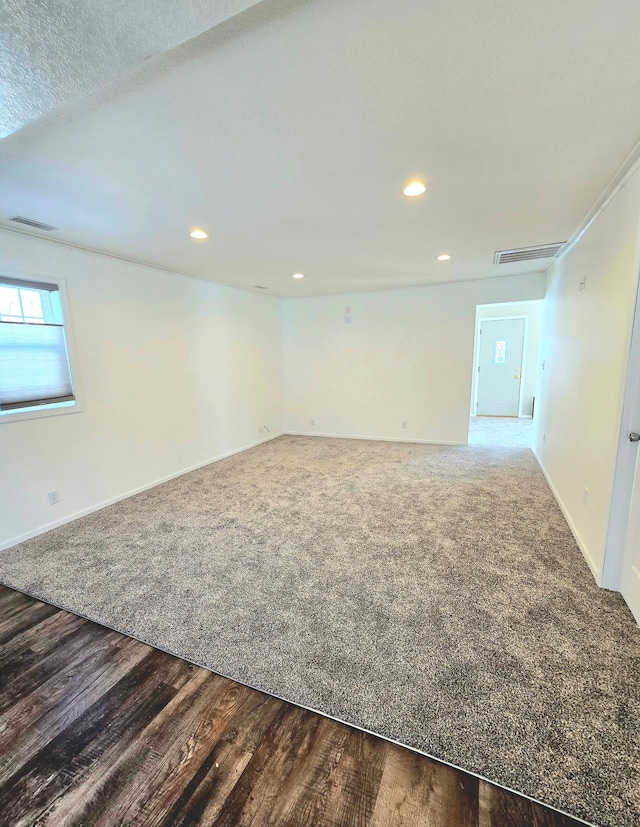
[[0, 584, 585, 827]]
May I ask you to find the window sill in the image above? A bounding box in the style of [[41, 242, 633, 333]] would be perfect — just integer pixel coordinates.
[[0, 401, 84, 424]]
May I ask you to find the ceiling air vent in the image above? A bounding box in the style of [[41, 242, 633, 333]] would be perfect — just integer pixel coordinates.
[[9, 215, 58, 231], [253, 285, 268, 290], [494, 242, 565, 265]]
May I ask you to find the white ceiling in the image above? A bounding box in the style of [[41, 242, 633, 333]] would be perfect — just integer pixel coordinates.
[[1, 0, 640, 298], [0, 0, 267, 138]]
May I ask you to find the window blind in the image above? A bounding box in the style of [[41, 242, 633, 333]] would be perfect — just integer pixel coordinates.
[[0, 279, 75, 412]]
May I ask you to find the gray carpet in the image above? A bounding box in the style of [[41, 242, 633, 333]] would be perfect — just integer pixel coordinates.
[[1, 435, 639, 827], [469, 415, 533, 447]]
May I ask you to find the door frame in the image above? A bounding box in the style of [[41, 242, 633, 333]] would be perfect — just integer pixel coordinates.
[[601, 265, 640, 590], [472, 315, 529, 418]]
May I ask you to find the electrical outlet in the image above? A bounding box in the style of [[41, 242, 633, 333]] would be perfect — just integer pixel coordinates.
[[310, 418, 315, 426], [401, 421, 408, 430], [47, 489, 60, 505], [579, 274, 586, 293], [583, 487, 589, 506]]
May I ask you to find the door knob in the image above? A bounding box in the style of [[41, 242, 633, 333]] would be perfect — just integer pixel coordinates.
[[629, 432, 640, 442]]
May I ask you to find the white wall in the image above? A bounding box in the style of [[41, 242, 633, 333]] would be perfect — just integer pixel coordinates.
[[0, 231, 283, 549], [283, 274, 546, 445], [471, 300, 543, 417], [533, 166, 640, 583]]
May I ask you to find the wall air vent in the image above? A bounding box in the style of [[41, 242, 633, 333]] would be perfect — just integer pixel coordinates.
[[9, 216, 58, 231], [494, 242, 566, 265]]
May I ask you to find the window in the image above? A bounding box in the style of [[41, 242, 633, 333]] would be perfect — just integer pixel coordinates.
[[0, 275, 77, 419]]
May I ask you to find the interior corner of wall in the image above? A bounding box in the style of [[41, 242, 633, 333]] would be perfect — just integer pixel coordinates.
[[531, 446, 603, 588]]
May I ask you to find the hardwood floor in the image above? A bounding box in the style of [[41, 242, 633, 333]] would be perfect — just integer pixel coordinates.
[[0, 583, 584, 827]]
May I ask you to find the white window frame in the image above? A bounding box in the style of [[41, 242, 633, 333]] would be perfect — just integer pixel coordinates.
[[0, 267, 83, 424]]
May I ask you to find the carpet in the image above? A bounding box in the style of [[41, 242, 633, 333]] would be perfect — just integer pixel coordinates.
[[468, 415, 533, 447], [1, 435, 638, 827]]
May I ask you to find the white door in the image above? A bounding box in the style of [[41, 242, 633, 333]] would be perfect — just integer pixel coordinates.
[[622, 433, 640, 623], [476, 318, 525, 416]]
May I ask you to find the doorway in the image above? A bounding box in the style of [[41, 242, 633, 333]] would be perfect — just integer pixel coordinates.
[[476, 317, 525, 417], [603, 271, 640, 621], [469, 300, 543, 448], [622, 453, 640, 621]]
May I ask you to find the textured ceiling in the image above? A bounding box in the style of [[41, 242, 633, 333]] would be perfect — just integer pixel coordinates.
[[0, 0, 266, 138], [1, 0, 640, 297]]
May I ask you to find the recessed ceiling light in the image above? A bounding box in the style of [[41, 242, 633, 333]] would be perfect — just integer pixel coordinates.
[[436, 254, 451, 261], [292, 272, 305, 279], [403, 181, 427, 197], [189, 229, 208, 239]]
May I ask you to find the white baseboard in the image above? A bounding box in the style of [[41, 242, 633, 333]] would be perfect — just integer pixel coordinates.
[[286, 431, 465, 446], [531, 447, 602, 586], [0, 431, 284, 552]]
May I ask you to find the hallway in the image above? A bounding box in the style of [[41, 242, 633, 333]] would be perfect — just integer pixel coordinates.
[[468, 416, 533, 448]]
